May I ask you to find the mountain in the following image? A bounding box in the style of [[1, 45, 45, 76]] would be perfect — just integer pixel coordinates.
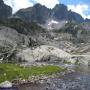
[[85, 18, 90, 22], [51, 4, 68, 20], [15, 3, 51, 24], [0, 1, 90, 65], [14, 3, 84, 24], [0, 0, 12, 20], [68, 10, 84, 22]]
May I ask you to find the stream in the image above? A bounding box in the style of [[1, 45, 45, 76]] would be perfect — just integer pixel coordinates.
[[18, 64, 90, 90]]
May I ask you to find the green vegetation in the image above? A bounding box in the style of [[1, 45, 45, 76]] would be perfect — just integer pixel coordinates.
[[0, 64, 65, 83]]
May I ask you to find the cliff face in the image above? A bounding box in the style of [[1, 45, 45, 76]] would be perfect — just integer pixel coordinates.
[[0, 0, 12, 19], [15, 3, 84, 24], [52, 4, 68, 20], [15, 3, 51, 24]]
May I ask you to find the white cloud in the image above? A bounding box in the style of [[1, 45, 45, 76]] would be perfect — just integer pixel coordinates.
[[34, 0, 59, 9], [4, 0, 33, 13], [68, 4, 90, 19]]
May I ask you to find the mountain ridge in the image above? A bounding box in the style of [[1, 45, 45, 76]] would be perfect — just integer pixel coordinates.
[[14, 3, 87, 24], [0, 0, 12, 20], [0, 0, 90, 23]]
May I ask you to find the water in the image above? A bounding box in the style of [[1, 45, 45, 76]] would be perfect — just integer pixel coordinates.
[[49, 72, 90, 90], [18, 65, 90, 90], [0, 87, 18, 90]]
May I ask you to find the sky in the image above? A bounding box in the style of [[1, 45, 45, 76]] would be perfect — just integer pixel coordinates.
[[3, 0, 90, 19]]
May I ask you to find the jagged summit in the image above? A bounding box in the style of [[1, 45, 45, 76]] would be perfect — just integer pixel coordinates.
[[0, 0, 89, 23], [0, 0, 12, 19], [14, 3, 85, 24], [0, 0, 3, 4]]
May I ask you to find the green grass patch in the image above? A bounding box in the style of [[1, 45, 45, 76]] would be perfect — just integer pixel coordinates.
[[0, 64, 65, 83]]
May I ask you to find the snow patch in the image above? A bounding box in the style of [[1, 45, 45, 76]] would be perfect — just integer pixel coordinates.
[[48, 20, 59, 25]]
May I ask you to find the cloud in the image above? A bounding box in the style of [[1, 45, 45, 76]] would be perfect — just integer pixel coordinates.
[[4, 0, 33, 13], [68, 4, 90, 19], [34, 0, 59, 8]]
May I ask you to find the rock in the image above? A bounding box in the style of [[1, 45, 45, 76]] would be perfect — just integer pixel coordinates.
[[15, 3, 84, 24], [17, 45, 71, 63], [0, 0, 12, 19], [0, 81, 12, 88], [15, 3, 50, 24], [0, 26, 30, 62], [0, 26, 30, 47]]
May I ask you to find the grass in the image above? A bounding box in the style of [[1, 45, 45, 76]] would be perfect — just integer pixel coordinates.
[[0, 64, 65, 83]]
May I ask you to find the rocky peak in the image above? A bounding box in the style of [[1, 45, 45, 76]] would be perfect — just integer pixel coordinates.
[[52, 4, 68, 20], [33, 3, 43, 8], [85, 18, 90, 22], [68, 10, 84, 22], [14, 3, 87, 24], [15, 3, 50, 24], [53, 4, 67, 10], [0, 0, 12, 19], [0, 0, 3, 4]]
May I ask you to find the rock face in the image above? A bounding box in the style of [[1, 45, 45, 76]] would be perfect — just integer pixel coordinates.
[[0, 26, 29, 47], [52, 4, 68, 20], [68, 10, 84, 22], [85, 18, 90, 22], [15, 3, 50, 24], [0, 26, 30, 62], [15, 3, 84, 24], [17, 45, 71, 63], [0, 0, 12, 19]]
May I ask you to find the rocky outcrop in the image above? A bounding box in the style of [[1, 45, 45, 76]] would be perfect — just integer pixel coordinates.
[[0, 0, 12, 19], [15, 3, 84, 24], [15, 3, 51, 24], [85, 18, 90, 22], [52, 4, 68, 20], [68, 10, 84, 22], [0, 26, 30, 62], [0, 26, 29, 47], [16, 45, 71, 63]]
